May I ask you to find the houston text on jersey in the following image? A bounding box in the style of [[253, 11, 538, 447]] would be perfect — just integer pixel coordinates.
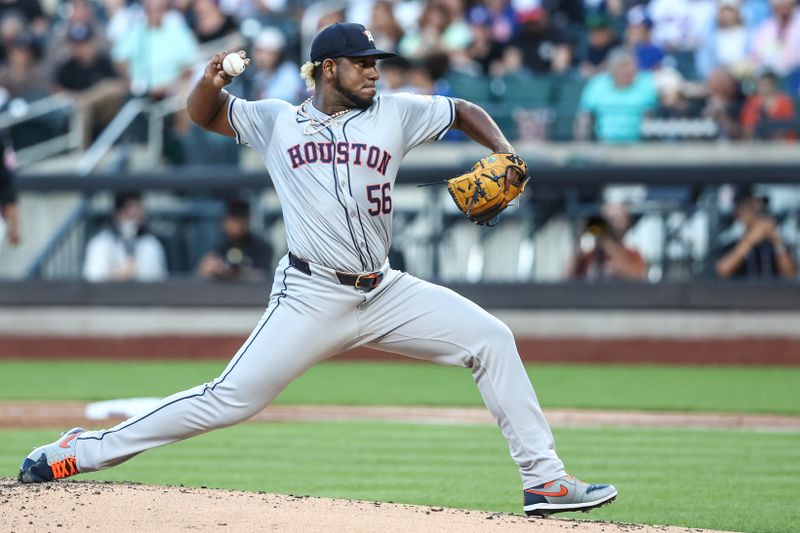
[[287, 142, 392, 176]]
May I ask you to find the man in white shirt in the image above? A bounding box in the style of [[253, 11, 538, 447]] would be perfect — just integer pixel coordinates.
[[83, 192, 168, 282]]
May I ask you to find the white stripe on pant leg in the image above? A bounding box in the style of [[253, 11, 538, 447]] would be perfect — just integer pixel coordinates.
[[469, 349, 566, 487], [74, 260, 360, 472], [359, 271, 566, 487], [74, 275, 294, 472]]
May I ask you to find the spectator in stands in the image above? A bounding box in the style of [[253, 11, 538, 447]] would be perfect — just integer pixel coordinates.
[[567, 203, 648, 281], [741, 0, 774, 31], [186, 0, 238, 44], [45, 0, 110, 71], [580, 11, 621, 77], [398, 1, 472, 60], [407, 59, 438, 94], [467, 0, 516, 46], [370, 0, 405, 53], [245, 27, 301, 103], [653, 69, 704, 119], [575, 48, 659, 142], [83, 192, 168, 282], [53, 23, 126, 148], [111, 0, 198, 100], [377, 56, 415, 93], [237, 0, 299, 52], [405, 54, 449, 96], [101, 0, 141, 45], [0, 32, 50, 100], [316, 9, 345, 31], [0, 132, 18, 247], [0, 11, 25, 62], [702, 67, 746, 139], [465, 13, 506, 75], [0, 0, 48, 40], [197, 198, 272, 282], [648, 0, 717, 79], [749, 0, 800, 77], [741, 70, 798, 139], [501, 7, 571, 76], [716, 187, 796, 279], [696, 0, 751, 78], [624, 5, 664, 71]]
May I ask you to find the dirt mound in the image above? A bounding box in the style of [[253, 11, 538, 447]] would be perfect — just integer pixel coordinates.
[[0, 478, 724, 533]]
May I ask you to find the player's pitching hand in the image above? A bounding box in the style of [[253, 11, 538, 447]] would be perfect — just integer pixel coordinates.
[[206, 50, 250, 89]]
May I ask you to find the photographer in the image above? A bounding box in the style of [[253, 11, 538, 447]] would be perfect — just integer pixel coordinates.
[[197, 198, 272, 282], [83, 192, 168, 282], [567, 203, 647, 281], [716, 188, 796, 279]]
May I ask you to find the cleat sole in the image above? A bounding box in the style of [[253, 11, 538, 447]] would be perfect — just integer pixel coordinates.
[[525, 494, 617, 517]]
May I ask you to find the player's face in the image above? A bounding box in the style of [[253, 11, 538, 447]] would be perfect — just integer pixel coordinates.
[[333, 56, 380, 109]]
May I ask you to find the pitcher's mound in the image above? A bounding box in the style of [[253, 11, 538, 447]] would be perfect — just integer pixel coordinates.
[[0, 478, 722, 533]]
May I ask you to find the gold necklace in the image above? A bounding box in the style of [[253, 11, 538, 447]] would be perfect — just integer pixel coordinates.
[[300, 97, 352, 135]]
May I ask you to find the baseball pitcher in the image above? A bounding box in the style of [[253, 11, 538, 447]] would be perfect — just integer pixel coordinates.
[[19, 23, 616, 517]]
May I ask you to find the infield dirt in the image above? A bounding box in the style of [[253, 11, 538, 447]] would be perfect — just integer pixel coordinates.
[[0, 478, 727, 533]]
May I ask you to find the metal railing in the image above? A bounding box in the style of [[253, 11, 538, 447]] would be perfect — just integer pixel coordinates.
[[20, 179, 800, 283], [0, 94, 83, 166], [19, 32, 250, 279], [25, 196, 90, 280]]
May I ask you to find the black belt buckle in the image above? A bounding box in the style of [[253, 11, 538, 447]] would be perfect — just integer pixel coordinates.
[[354, 271, 384, 292]]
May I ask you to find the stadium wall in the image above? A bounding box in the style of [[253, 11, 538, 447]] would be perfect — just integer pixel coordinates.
[[1, 281, 799, 365]]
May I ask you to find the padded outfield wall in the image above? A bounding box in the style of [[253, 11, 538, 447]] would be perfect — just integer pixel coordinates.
[[2, 281, 800, 364]]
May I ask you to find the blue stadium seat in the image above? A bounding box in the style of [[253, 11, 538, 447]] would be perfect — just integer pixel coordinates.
[[443, 72, 493, 102], [549, 78, 586, 141], [493, 73, 552, 107]]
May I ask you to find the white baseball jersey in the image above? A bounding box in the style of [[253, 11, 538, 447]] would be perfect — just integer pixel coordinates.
[[227, 93, 455, 273]]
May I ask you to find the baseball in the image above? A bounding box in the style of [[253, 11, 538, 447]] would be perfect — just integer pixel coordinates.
[[222, 52, 246, 77]]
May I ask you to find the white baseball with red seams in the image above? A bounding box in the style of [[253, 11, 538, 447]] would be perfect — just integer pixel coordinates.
[[222, 52, 246, 77]]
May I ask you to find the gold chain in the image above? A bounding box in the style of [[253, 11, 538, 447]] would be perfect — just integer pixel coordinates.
[[300, 98, 352, 135]]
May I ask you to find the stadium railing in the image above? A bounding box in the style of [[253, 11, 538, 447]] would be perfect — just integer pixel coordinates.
[[11, 163, 800, 284]]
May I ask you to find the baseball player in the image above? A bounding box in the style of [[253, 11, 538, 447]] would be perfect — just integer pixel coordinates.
[[19, 23, 617, 517]]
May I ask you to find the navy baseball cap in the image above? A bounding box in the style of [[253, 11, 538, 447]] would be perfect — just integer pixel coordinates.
[[310, 23, 396, 62]]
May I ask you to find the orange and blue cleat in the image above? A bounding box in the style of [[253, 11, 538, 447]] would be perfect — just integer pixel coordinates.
[[18, 427, 85, 483]]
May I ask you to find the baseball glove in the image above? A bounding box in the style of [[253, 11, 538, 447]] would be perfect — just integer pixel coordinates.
[[446, 153, 530, 225]]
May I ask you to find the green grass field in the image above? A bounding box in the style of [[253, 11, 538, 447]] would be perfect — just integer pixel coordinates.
[[2, 360, 799, 532], [4, 424, 799, 533], [1, 360, 799, 414]]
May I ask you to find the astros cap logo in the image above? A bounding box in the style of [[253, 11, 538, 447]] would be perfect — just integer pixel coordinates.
[[363, 30, 374, 42]]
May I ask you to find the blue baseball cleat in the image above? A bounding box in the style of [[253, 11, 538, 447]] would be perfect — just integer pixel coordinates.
[[18, 427, 86, 483]]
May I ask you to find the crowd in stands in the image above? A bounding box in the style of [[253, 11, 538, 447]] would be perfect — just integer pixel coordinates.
[[0, 0, 799, 153], [1, 0, 798, 281]]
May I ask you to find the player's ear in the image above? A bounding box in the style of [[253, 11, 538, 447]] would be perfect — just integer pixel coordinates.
[[322, 58, 337, 81]]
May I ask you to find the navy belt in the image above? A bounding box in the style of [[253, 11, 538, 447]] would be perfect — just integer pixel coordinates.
[[289, 253, 384, 292]]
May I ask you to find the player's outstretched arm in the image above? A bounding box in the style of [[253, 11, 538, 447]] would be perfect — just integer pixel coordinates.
[[187, 51, 249, 138], [450, 98, 514, 154]]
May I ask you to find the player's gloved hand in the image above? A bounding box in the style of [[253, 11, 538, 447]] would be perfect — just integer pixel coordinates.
[[205, 50, 250, 89], [446, 153, 530, 226]]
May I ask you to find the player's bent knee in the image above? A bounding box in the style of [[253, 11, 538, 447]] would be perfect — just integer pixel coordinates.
[[202, 382, 275, 423], [475, 316, 515, 347]]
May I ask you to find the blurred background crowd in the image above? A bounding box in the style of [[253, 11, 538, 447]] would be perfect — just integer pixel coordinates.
[[1, 0, 800, 155], [1, 0, 800, 285]]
